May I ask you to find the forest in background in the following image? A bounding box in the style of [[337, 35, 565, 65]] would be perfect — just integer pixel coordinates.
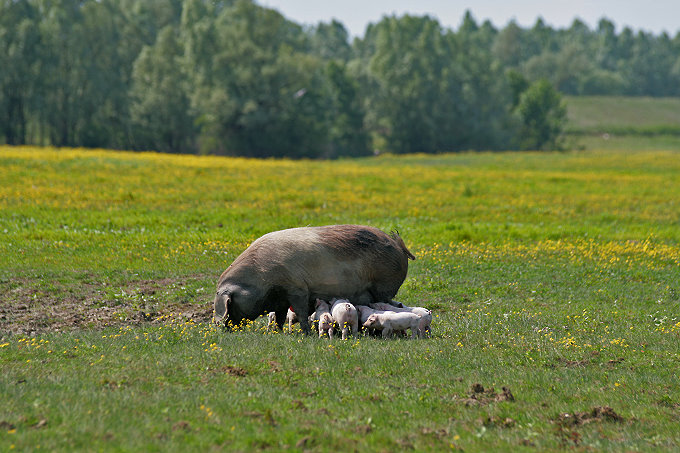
[[2, 0, 680, 157]]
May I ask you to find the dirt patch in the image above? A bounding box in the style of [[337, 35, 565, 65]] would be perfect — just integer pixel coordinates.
[[172, 421, 191, 432], [265, 359, 282, 373], [292, 400, 308, 412], [555, 406, 624, 427], [295, 436, 312, 449], [458, 383, 515, 407], [0, 275, 214, 337], [0, 421, 16, 430], [607, 357, 625, 367], [420, 427, 450, 438], [354, 423, 372, 434], [220, 365, 247, 377], [553, 406, 624, 446], [244, 409, 277, 426], [482, 416, 516, 428]]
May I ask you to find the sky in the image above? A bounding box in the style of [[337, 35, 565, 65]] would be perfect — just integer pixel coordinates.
[[258, 0, 680, 37]]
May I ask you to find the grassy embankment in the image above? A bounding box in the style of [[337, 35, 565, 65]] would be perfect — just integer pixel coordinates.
[[1, 146, 679, 451]]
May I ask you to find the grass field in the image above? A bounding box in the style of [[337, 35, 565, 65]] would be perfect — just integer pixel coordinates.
[[564, 96, 680, 151], [565, 96, 680, 131], [2, 146, 680, 451]]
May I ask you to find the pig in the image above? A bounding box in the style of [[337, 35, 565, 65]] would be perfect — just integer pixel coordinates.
[[356, 305, 401, 337], [356, 305, 377, 325], [285, 308, 298, 333], [330, 298, 359, 340], [315, 299, 334, 338], [213, 225, 415, 334], [319, 313, 334, 339], [370, 302, 432, 337], [363, 312, 422, 339], [267, 312, 277, 331], [308, 309, 320, 333]]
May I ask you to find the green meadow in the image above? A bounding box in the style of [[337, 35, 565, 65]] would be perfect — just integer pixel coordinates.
[[1, 146, 679, 451], [565, 96, 680, 150]]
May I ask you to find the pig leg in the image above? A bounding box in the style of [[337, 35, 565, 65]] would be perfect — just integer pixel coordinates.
[[288, 292, 312, 334], [382, 327, 392, 339], [274, 308, 287, 331], [351, 318, 359, 339]]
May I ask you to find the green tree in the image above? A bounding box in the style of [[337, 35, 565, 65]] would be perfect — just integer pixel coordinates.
[[324, 60, 370, 157], [37, 0, 86, 146], [130, 26, 195, 153], [182, 0, 329, 157], [36, 0, 136, 148], [507, 70, 529, 108], [75, 0, 135, 148], [364, 15, 452, 153], [492, 21, 526, 68], [452, 15, 514, 151], [0, 0, 40, 145], [515, 79, 566, 150], [310, 20, 352, 62]]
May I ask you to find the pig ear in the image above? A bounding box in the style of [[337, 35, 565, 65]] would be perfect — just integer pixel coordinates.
[[214, 293, 230, 321]]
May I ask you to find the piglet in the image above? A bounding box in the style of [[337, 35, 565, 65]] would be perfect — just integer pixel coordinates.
[[330, 298, 359, 340], [315, 299, 334, 338], [371, 302, 432, 337], [363, 311, 422, 339], [285, 308, 298, 333], [356, 305, 377, 325], [267, 312, 277, 331]]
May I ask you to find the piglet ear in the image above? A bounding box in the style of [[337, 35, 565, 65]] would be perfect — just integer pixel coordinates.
[[315, 298, 324, 308], [214, 293, 230, 323]]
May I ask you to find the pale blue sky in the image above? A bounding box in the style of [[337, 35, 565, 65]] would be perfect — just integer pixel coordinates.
[[258, 0, 680, 37]]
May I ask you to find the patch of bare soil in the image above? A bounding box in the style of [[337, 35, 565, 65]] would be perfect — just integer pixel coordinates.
[[220, 365, 247, 377], [555, 406, 624, 427], [482, 416, 516, 428], [553, 406, 624, 446], [457, 383, 516, 407], [0, 276, 214, 337]]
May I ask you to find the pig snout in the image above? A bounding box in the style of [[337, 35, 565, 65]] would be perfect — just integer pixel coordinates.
[[213, 292, 229, 326]]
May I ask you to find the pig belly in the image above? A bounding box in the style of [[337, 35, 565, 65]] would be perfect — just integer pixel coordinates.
[[302, 261, 369, 298], [387, 314, 419, 330]]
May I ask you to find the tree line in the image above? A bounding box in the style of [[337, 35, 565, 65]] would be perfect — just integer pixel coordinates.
[[1, 0, 679, 157]]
